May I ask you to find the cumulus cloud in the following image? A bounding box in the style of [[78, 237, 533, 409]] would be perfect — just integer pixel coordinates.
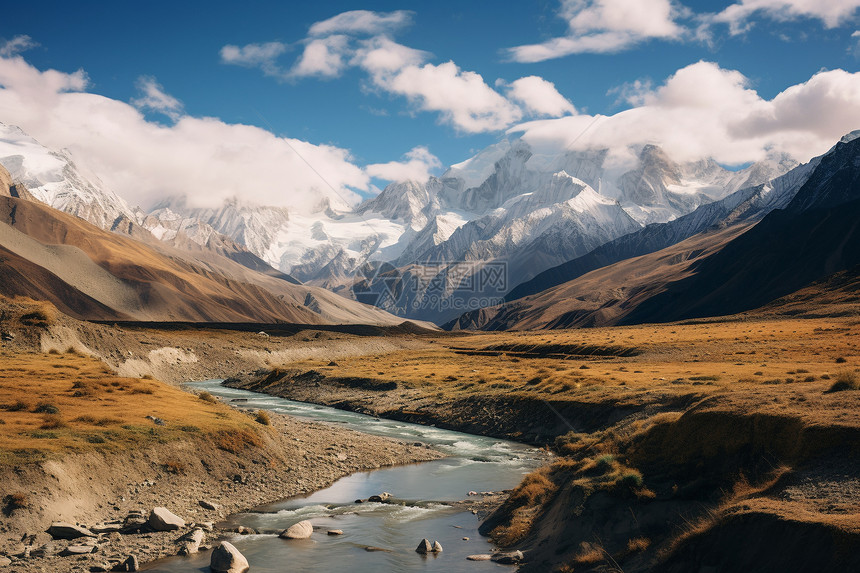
[[506, 0, 687, 61], [351, 36, 429, 73], [308, 10, 413, 36], [510, 61, 860, 168], [505, 76, 576, 117], [712, 0, 860, 34], [0, 54, 369, 211], [219, 41, 288, 77], [366, 59, 524, 133], [366, 146, 442, 183], [222, 11, 554, 134], [0, 35, 38, 58], [130, 76, 183, 120], [291, 35, 350, 78]]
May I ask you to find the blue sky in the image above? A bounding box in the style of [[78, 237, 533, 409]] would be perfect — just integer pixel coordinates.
[[1, 1, 859, 209]]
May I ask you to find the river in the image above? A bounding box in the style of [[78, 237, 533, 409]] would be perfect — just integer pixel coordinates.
[[142, 380, 546, 572]]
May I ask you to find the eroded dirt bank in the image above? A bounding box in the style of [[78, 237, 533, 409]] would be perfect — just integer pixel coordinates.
[[0, 411, 441, 573]]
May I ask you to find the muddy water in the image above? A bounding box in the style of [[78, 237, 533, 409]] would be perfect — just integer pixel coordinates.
[[142, 380, 545, 572]]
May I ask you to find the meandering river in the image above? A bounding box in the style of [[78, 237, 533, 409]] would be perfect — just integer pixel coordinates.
[[142, 380, 546, 572]]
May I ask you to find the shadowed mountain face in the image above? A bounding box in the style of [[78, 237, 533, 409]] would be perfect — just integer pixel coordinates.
[[621, 136, 860, 325], [446, 135, 860, 331]]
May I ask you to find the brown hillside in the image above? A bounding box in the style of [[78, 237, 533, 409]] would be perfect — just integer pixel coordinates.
[[0, 195, 405, 324]]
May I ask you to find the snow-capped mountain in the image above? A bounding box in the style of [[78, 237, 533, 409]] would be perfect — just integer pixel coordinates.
[[0, 123, 136, 230], [0, 120, 799, 324]]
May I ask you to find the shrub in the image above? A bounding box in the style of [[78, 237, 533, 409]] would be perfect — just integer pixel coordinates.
[[86, 435, 106, 444], [213, 429, 263, 453], [826, 371, 859, 393], [3, 493, 28, 516], [595, 454, 615, 474], [619, 470, 644, 489], [33, 402, 59, 414], [198, 391, 217, 403], [836, 357, 847, 364], [3, 400, 29, 411], [162, 459, 186, 474], [509, 470, 556, 505], [255, 410, 271, 425], [40, 414, 66, 429]]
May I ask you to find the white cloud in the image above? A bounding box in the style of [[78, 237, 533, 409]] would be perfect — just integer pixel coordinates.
[[0, 54, 369, 211], [507, 0, 686, 61], [0, 35, 38, 58], [375, 61, 524, 133], [510, 61, 860, 168], [222, 13, 563, 133], [352, 36, 429, 73], [291, 35, 350, 78], [130, 76, 183, 120], [712, 0, 860, 34], [366, 146, 441, 182], [505, 76, 576, 117], [308, 10, 413, 36], [349, 36, 521, 132], [219, 41, 288, 77]]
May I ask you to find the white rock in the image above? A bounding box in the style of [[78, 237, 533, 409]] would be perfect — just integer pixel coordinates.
[[148, 507, 185, 531], [279, 520, 313, 540], [210, 541, 249, 573]]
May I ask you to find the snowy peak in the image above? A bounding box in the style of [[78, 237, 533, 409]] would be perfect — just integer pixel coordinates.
[[0, 122, 136, 230], [357, 179, 431, 227]]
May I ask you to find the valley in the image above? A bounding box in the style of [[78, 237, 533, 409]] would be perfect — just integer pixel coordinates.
[[0, 57, 859, 572], [2, 287, 859, 571]]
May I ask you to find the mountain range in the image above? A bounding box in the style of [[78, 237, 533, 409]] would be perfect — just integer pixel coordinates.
[[446, 132, 860, 330], [3, 120, 857, 330]]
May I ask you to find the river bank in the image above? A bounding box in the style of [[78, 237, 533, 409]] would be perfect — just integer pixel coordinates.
[[0, 394, 442, 572]]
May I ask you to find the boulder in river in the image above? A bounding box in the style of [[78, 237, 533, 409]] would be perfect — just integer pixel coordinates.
[[279, 520, 313, 539], [416, 538, 433, 554], [46, 522, 96, 540], [432, 540, 443, 552], [491, 550, 524, 564], [466, 554, 492, 561], [210, 541, 249, 573], [148, 508, 185, 531], [327, 529, 344, 535]]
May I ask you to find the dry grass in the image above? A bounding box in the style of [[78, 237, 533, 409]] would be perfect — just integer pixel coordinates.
[[254, 410, 271, 426], [0, 350, 264, 464], [270, 317, 860, 428]]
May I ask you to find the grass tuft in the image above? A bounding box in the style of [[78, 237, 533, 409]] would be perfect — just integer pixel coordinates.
[[254, 410, 271, 425], [826, 371, 858, 393]]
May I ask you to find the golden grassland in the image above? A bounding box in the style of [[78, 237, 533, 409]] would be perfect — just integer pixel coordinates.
[[272, 317, 860, 422], [0, 349, 264, 464]]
